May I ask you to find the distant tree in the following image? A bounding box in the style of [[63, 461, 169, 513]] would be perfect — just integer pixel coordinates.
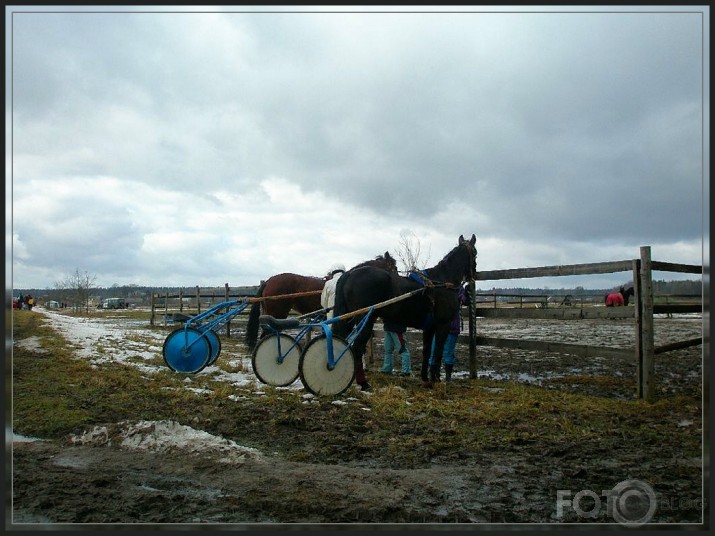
[[55, 268, 97, 313], [653, 279, 702, 295], [395, 230, 431, 273]]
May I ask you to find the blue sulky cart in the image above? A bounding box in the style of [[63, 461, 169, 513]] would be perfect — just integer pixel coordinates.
[[162, 288, 423, 396], [161, 290, 321, 374]]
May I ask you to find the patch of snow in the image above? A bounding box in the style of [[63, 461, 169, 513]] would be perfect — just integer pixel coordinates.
[[13, 336, 49, 354], [69, 420, 262, 463], [34, 309, 276, 393], [12, 433, 45, 443]]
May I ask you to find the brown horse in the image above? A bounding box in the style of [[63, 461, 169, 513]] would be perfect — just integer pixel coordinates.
[[244, 252, 398, 350]]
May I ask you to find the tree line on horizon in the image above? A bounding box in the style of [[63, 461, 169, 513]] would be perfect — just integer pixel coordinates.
[[14, 278, 702, 309]]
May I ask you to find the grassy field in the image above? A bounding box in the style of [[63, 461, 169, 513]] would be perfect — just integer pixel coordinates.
[[11, 309, 702, 465]]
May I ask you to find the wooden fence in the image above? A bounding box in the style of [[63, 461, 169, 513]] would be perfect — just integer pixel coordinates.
[[465, 245, 703, 402], [149, 283, 258, 336]]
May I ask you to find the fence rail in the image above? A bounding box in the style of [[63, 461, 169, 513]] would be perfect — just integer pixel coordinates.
[[470, 246, 702, 402], [150, 284, 258, 335]]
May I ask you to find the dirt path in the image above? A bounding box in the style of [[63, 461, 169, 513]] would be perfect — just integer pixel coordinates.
[[11, 416, 704, 525]]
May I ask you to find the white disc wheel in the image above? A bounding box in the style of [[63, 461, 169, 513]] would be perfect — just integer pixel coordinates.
[[252, 334, 302, 386], [299, 335, 355, 396]]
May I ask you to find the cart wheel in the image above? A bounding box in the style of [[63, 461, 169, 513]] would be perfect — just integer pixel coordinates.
[[299, 335, 354, 396], [204, 329, 222, 365], [162, 327, 212, 374], [252, 334, 302, 386]]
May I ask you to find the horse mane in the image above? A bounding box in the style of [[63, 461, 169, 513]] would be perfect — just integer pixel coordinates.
[[350, 251, 398, 273], [425, 245, 460, 276]]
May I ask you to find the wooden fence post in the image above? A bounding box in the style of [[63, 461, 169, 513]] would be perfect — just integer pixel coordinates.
[[225, 283, 231, 337], [196, 286, 201, 314], [164, 291, 169, 328], [632, 259, 643, 399], [150, 292, 155, 327], [468, 279, 477, 379], [639, 246, 656, 402]]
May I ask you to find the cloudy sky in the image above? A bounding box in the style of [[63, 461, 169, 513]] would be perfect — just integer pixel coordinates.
[[7, 5, 709, 291]]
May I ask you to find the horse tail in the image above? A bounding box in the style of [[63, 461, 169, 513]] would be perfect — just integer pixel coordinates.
[[332, 271, 349, 319], [245, 281, 267, 351]]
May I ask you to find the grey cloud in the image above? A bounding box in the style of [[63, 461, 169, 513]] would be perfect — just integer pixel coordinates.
[[10, 8, 705, 288]]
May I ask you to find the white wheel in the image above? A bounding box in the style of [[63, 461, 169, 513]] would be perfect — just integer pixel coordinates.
[[252, 334, 302, 386], [299, 335, 355, 396]]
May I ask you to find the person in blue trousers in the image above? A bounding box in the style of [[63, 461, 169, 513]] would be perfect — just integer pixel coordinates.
[[380, 319, 412, 376], [429, 284, 469, 382]]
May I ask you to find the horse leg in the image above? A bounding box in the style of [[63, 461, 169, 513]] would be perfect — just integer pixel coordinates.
[[421, 326, 435, 384], [430, 328, 449, 383], [337, 317, 374, 391], [351, 322, 377, 390]]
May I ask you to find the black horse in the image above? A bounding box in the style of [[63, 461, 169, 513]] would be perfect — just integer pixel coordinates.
[[605, 286, 635, 307], [332, 234, 477, 390]]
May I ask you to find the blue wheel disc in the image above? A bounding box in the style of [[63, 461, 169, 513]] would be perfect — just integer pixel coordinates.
[[204, 329, 222, 365], [162, 327, 212, 373]]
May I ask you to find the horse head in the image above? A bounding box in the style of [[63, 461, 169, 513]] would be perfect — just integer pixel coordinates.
[[378, 251, 398, 273], [459, 234, 478, 281], [423, 234, 477, 286], [621, 286, 635, 306], [424, 235, 477, 287]]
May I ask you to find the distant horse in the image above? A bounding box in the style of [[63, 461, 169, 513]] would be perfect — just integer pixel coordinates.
[[605, 286, 634, 307], [332, 234, 477, 390], [245, 252, 398, 350]]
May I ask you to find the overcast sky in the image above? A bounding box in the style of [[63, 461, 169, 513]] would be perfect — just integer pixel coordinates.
[[7, 5, 709, 291]]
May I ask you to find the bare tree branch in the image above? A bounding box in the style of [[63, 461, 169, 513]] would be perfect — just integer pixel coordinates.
[[395, 230, 431, 274]]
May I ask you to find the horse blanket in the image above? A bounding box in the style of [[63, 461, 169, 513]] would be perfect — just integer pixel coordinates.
[[605, 292, 625, 307]]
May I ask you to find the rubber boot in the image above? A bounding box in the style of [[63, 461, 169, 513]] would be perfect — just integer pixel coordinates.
[[445, 364, 453, 383]]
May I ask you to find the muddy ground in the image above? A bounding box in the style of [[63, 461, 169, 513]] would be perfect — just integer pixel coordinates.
[[9, 311, 706, 529]]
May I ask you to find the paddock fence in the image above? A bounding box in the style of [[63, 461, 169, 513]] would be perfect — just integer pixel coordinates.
[[463, 245, 703, 402], [149, 283, 258, 337]]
